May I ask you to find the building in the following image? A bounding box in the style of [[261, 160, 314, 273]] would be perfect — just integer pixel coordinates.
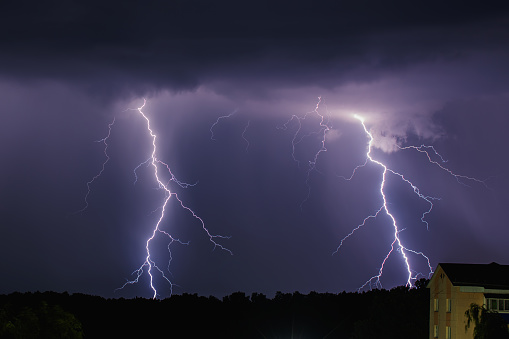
[[428, 262, 509, 339]]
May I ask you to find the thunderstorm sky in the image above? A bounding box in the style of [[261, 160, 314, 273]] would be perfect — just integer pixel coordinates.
[[1, 0, 509, 299]]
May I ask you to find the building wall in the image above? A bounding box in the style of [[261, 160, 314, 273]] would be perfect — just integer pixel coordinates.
[[450, 285, 484, 339], [429, 266, 484, 339]]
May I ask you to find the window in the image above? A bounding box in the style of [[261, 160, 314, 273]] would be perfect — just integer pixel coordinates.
[[446, 326, 451, 339], [434, 298, 439, 311], [486, 298, 509, 312], [446, 298, 451, 312], [434, 325, 439, 338]]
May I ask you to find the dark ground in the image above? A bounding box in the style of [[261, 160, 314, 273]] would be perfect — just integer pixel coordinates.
[[0, 279, 429, 338]]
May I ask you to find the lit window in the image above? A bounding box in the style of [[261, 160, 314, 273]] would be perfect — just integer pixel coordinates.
[[446, 326, 451, 339], [434, 298, 439, 311], [446, 298, 451, 312], [434, 325, 439, 338]]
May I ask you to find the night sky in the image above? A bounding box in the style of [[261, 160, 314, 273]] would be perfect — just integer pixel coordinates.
[[1, 0, 509, 299]]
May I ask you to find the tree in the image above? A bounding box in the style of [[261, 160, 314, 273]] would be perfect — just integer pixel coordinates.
[[465, 303, 509, 339], [0, 301, 83, 339]]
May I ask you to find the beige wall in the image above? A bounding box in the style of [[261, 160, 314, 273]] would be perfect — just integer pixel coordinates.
[[429, 266, 484, 339]]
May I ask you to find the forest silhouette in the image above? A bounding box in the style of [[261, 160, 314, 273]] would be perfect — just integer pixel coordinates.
[[1, 279, 429, 338]]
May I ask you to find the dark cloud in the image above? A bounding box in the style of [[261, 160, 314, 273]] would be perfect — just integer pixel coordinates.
[[1, 0, 508, 99]]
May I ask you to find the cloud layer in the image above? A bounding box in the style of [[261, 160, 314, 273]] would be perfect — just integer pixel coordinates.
[[1, 1, 508, 298]]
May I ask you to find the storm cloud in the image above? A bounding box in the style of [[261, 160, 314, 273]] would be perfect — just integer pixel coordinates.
[[1, 0, 508, 298]]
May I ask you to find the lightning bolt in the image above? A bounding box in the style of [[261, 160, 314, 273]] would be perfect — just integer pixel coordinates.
[[279, 98, 486, 291], [76, 118, 115, 213], [210, 109, 237, 141], [117, 99, 232, 299], [80, 99, 231, 299], [210, 109, 252, 153], [334, 114, 487, 291], [397, 144, 488, 188], [242, 120, 251, 152], [279, 97, 332, 208]]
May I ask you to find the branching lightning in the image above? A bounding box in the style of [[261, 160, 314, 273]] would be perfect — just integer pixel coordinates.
[[210, 109, 237, 141], [334, 114, 486, 291], [333, 115, 432, 290], [80, 96, 488, 296], [210, 109, 252, 153], [281, 98, 486, 291], [81, 99, 231, 299], [242, 120, 251, 152], [77, 118, 115, 213], [397, 144, 488, 188], [280, 97, 332, 208]]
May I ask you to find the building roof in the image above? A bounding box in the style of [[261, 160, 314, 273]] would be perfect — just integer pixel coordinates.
[[438, 262, 509, 290]]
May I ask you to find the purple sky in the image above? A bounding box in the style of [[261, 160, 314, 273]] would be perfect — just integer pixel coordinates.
[[1, 0, 508, 299]]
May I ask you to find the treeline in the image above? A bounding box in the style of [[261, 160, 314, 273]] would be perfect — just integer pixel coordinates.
[[0, 279, 429, 338]]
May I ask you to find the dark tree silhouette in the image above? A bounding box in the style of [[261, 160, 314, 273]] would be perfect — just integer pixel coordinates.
[[465, 303, 509, 339], [352, 280, 429, 339], [0, 281, 431, 338], [0, 300, 83, 339]]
